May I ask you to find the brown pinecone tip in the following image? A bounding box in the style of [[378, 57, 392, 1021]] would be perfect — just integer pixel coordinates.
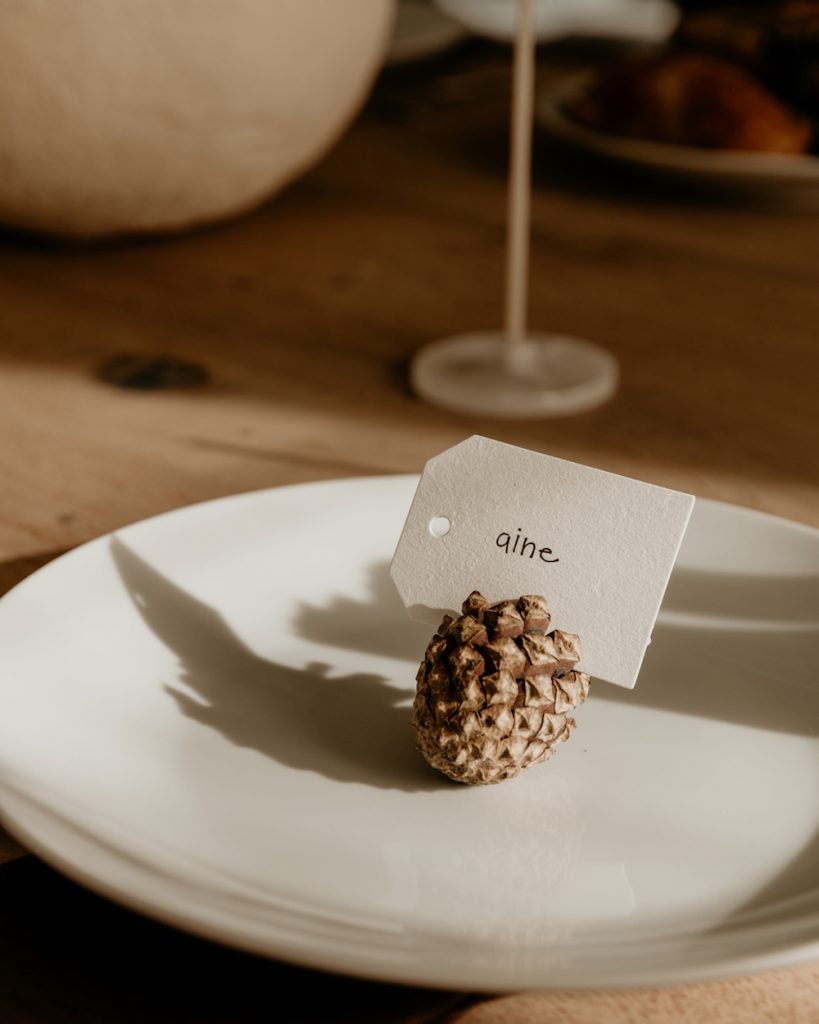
[[412, 591, 590, 786]]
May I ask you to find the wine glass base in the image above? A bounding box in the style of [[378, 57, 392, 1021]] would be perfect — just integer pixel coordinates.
[[410, 331, 619, 418]]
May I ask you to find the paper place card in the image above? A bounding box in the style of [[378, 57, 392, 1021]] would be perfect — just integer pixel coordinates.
[[390, 436, 694, 689]]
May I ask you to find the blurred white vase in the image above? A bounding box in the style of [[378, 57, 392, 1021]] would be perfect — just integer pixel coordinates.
[[0, 0, 395, 238]]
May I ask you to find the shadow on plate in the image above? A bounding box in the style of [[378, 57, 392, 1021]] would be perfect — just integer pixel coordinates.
[[295, 559, 818, 740], [661, 564, 819, 627], [593, 564, 819, 739], [293, 560, 432, 664], [109, 539, 445, 793], [292, 557, 819, 951], [644, 567, 819, 938]]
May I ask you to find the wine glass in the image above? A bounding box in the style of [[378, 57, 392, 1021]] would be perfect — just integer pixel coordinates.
[[410, 0, 619, 418]]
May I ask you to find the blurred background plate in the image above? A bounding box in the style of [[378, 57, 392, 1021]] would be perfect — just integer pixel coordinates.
[[538, 74, 819, 188]]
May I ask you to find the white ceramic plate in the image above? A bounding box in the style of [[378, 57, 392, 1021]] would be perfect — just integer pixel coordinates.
[[387, 0, 468, 66], [434, 0, 676, 43], [0, 476, 817, 991], [538, 75, 819, 188]]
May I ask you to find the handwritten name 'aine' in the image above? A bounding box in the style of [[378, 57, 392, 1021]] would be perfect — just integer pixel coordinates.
[[496, 528, 559, 563]]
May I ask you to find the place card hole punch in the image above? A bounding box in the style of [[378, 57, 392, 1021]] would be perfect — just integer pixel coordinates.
[[428, 516, 451, 538]]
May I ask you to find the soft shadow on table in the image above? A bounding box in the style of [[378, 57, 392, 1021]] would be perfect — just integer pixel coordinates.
[[531, 133, 819, 212], [0, 857, 469, 1024], [110, 539, 442, 793]]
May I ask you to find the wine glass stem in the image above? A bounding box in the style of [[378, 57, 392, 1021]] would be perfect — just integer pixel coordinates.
[[504, 0, 535, 374]]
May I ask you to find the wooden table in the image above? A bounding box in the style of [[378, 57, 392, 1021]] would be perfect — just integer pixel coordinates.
[[0, 40, 817, 1023]]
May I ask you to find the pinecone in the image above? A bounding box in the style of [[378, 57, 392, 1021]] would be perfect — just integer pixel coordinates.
[[412, 592, 590, 785]]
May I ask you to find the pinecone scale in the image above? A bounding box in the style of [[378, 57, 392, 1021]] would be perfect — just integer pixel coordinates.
[[412, 591, 590, 785]]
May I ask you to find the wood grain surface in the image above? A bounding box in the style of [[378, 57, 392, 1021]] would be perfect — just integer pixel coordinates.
[[0, 39, 817, 1023]]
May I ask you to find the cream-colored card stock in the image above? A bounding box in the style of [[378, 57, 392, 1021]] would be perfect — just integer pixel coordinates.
[[391, 436, 694, 688]]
